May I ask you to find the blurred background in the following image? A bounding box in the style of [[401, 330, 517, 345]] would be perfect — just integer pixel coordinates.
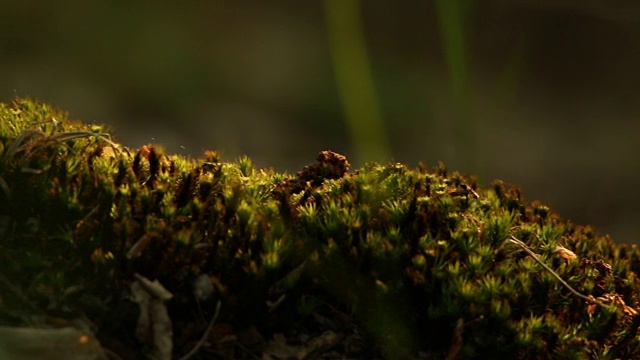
[[2, 1, 640, 243]]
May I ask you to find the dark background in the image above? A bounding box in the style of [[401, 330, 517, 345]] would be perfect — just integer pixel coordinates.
[[2, 1, 640, 243]]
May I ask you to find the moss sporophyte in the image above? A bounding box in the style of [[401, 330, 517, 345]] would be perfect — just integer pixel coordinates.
[[1, 99, 640, 359]]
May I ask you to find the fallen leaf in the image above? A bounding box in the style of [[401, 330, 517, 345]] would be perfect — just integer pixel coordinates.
[[131, 274, 173, 360]]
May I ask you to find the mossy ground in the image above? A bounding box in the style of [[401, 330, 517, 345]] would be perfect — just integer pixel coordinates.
[[1, 98, 640, 359]]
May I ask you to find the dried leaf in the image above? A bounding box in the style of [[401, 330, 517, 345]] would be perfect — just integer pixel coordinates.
[[131, 274, 174, 360], [133, 273, 173, 301]]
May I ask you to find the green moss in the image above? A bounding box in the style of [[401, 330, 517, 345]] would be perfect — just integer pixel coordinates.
[[1, 98, 640, 359]]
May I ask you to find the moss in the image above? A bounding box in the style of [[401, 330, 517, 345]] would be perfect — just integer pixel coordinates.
[[1, 98, 640, 359]]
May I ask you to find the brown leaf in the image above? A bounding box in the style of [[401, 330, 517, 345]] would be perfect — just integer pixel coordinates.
[[130, 274, 174, 360]]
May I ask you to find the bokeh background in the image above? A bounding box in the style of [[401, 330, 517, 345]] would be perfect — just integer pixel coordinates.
[[2, 1, 640, 243]]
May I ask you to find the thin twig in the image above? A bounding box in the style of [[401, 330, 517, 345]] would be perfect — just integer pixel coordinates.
[[177, 301, 222, 360], [508, 236, 610, 309]]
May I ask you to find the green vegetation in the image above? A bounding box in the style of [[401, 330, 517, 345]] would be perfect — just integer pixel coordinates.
[[1, 98, 640, 359]]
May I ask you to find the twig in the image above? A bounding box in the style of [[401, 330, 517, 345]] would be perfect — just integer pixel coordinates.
[[507, 236, 610, 308], [177, 301, 222, 360]]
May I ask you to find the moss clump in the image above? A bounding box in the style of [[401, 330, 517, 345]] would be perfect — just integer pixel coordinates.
[[1, 98, 640, 359]]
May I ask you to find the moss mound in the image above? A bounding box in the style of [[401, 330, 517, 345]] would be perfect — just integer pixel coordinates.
[[1, 98, 640, 359]]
